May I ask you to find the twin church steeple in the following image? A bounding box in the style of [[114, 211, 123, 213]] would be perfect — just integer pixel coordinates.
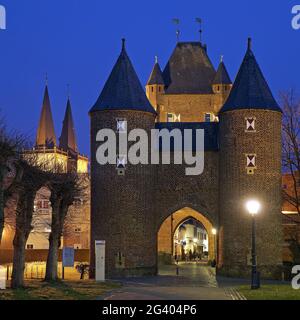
[[33, 82, 88, 173], [36, 84, 78, 153]]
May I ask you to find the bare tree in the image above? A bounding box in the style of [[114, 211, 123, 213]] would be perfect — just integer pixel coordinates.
[[0, 116, 25, 243], [282, 90, 300, 214], [10, 159, 49, 288], [281, 90, 300, 266], [45, 173, 85, 281]]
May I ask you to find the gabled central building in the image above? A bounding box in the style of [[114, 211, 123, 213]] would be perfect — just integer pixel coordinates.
[[146, 42, 232, 123]]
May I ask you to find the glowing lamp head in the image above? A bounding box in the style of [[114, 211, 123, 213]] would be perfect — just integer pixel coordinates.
[[212, 228, 217, 235], [246, 200, 261, 215], [193, 238, 198, 243]]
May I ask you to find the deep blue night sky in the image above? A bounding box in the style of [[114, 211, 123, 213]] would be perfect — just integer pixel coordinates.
[[0, 0, 299, 156]]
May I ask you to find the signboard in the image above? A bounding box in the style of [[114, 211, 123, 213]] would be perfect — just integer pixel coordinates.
[[95, 240, 105, 282], [0, 266, 6, 290], [62, 247, 75, 268]]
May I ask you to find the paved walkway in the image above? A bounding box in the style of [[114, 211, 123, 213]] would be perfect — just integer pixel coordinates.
[[103, 263, 241, 300]]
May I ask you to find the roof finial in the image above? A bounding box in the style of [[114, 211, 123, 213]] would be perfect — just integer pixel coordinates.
[[155, 55, 158, 64], [196, 18, 202, 43], [45, 73, 48, 86], [248, 37, 252, 50], [121, 38, 126, 51], [172, 18, 180, 42], [220, 55, 224, 63]]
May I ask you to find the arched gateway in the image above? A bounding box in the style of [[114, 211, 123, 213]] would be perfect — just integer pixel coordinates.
[[157, 207, 216, 264], [89, 39, 283, 279]]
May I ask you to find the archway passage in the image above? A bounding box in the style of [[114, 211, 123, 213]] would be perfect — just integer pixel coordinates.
[[174, 218, 209, 262], [157, 207, 216, 267]]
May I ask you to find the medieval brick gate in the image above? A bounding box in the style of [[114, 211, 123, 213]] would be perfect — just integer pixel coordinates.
[[89, 39, 283, 280]]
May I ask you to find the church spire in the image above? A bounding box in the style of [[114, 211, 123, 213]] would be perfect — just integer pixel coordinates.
[[59, 97, 78, 153], [36, 84, 57, 149]]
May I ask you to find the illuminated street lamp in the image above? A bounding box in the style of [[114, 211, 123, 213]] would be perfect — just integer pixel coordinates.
[[212, 228, 217, 266], [246, 200, 261, 290]]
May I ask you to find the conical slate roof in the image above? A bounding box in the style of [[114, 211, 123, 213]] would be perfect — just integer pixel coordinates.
[[90, 40, 156, 114], [220, 39, 281, 113], [59, 98, 78, 153], [162, 42, 216, 94], [36, 85, 57, 148], [213, 60, 232, 85], [147, 59, 165, 85]]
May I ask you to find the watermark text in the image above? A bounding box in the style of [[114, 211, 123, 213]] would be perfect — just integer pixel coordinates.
[[292, 5, 300, 30], [0, 5, 6, 30], [95, 122, 205, 176], [292, 265, 300, 289]]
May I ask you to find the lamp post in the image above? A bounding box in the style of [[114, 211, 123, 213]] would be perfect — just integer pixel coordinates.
[[212, 228, 217, 267], [246, 200, 261, 290]]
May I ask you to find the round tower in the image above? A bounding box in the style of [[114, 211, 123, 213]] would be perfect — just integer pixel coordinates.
[[218, 39, 283, 279], [89, 40, 157, 278]]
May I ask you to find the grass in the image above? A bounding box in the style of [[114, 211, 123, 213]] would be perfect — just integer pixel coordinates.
[[238, 284, 300, 300], [0, 280, 121, 300]]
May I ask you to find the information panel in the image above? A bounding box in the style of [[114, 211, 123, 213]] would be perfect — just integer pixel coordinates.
[[62, 247, 75, 268]]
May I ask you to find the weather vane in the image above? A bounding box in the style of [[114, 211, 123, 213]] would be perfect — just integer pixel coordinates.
[[172, 18, 180, 42], [196, 17, 202, 43]]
